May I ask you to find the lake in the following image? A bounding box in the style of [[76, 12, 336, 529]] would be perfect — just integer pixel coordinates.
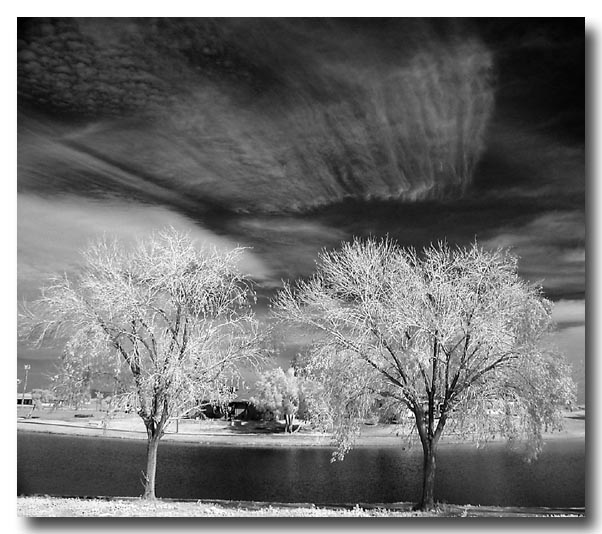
[[17, 431, 584, 507]]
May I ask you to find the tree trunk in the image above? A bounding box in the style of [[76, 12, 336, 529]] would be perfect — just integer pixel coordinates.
[[418, 442, 437, 511], [143, 432, 160, 499], [413, 404, 446, 511], [285, 413, 294, 433]]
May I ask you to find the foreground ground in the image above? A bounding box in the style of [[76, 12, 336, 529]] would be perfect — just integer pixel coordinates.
[[17, 496, 585, 518]]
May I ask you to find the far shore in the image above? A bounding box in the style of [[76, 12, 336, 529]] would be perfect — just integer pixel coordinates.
[[17, 406, 585, 448]]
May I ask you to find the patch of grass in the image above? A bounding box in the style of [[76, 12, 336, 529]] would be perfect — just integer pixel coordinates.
[[17, 496, 584, 518], [17, 496, 429, 517]]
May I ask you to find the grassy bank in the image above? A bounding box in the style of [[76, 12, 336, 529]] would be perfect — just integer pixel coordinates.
[[17, 496, 585, 518], [16, 406, 586, 448]]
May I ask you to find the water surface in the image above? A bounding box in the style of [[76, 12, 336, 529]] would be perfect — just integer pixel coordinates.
[[17, 431, 584, 507]]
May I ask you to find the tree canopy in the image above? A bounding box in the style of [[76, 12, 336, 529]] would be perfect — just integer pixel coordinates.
[[273, 238, 575, 509], [20, 228, 264, 498]]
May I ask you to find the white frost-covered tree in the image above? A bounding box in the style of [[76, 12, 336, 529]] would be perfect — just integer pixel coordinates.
[[273, 238, 575, 511], [19, 229, 264, 499], [252, 367, 300, 433]]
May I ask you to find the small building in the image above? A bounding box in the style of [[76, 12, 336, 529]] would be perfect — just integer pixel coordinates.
[[17, 393, 33, 406], [187, 398, 261, 420], [229, 400, 260, 421]]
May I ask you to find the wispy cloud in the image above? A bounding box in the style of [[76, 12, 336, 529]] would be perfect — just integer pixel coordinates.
[[18, 19, 495, 213], [17, 194, 272, 301], [552, 299, 586, 325], [482, 211, 585, 298]]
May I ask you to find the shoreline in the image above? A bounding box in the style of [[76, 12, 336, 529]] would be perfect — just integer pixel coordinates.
[[17, 410, 585, 448]]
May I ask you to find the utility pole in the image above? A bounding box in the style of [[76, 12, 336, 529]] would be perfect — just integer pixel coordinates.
[[21, 364, 31, 408]]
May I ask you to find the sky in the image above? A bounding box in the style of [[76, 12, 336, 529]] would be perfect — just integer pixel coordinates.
[[16, 17, 585, 402]]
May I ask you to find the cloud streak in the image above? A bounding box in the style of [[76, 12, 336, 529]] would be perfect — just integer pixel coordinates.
[[18, 19, 495, 213]]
